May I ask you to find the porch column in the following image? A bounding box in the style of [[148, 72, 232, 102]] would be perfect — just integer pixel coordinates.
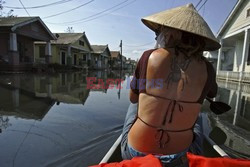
[[216, 39, 223, 75], [239, 29, 250, 81], [47, 78, 52, 98], [45, 42, 52, 64], [67, 46, 72, 66], [9, 33, 19, 65], [233, 83, 242, 125]]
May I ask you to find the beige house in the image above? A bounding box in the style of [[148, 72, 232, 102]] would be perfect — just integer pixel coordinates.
[[34, 32, 93, 69], [110, 51, 122, 70], [216, 0, 250, 82], [90, 45, 111, 70], [0, 17, 56, 71]]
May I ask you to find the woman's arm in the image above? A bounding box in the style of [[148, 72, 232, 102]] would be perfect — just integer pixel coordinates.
[[130, 89, 139, 103]]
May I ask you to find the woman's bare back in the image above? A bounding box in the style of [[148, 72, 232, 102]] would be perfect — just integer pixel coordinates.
[[128, 48, 208, 154]]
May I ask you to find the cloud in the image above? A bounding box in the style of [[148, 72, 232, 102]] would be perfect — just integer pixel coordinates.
[[132, 50, 142, 54]]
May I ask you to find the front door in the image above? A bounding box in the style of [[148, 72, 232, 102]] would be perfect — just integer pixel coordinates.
[[74, 54, 77, 65], [61, 52, 66, 65]]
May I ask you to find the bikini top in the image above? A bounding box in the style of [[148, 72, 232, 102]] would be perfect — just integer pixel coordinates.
[[130, 49, 217, 148]]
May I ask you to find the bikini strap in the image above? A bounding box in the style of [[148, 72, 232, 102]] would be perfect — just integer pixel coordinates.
[[145, 92, 198, 104], [137, 116, 193, 132]]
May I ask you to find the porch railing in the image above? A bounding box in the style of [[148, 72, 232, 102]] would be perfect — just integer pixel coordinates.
[[217, 71, 250, 83], [242, 72, 250, 82], [217, 80, 250, 94]]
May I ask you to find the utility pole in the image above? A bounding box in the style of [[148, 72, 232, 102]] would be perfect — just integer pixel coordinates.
[[118, 40, 122, 99], [120, 40, 123, 70]]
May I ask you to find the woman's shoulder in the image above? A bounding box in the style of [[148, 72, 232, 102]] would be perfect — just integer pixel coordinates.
[[148, 48, 171, 66]]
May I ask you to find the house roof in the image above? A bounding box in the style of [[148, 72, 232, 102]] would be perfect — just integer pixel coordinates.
[[45, 32, 93, 51], [91, 45, 108, 54], [0, 17, 56, 40], [52, 33, 82, 44], [110, 51, 121, 58], [217, 0, 244, 37], [0, 17, 36, 27]]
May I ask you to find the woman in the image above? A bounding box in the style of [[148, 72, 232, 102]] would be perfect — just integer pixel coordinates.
[[121, 3, 220, 166]]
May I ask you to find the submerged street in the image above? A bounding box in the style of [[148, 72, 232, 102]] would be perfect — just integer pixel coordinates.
[[0, 71, 249, 166]]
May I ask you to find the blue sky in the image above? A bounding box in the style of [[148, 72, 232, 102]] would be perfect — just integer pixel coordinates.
[[2, 0, 238, 60]]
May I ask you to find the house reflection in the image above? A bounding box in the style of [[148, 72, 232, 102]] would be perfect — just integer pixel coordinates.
[[0, 72, 91, 121], [34, 72, 90, 105], [86, 70, 127, 95], [208, 80, 250, 158], [0, 70, 128, 125]]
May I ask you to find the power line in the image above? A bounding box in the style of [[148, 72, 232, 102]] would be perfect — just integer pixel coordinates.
[[73, 0, 137, 24], [46, 0, 131, 25], [198, 0, 208, 11], [18, 0, 30, 16], [202, 1, 206, 16], [42, 0, 94, 19], [4, 0, 74, 9], [195, 0, 203, 8]]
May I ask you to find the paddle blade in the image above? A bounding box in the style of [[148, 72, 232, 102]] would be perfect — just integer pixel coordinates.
[[210, 101, 231, 115]]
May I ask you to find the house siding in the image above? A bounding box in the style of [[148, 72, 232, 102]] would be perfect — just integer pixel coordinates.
[[71, 36, 91, 52], [16, 22, 52, 42], [51, 46, 60, 64], [223, 0, 250, 37]]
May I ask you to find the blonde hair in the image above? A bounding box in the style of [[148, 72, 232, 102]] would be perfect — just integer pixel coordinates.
[[156, 26, 206, 60]]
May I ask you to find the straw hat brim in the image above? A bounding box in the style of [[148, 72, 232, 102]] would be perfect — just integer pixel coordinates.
[[141, 4, 221, 51]]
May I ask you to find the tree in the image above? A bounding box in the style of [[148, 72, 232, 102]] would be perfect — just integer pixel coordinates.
[[0, 0, 15, 17], [0, 0, 5, 16], [65, 27, 74, 33]]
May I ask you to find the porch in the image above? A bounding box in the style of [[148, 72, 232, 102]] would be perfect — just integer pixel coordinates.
[[216, 27, 250, 83]]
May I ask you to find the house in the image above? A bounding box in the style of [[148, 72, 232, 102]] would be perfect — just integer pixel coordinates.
[[122, 55, 127, 69], [0, 17, 56, 71], [90, 45, 111, 70], [216, 0, 250, 82], [34, 32, 93, 69], [110, 51, 122, 70], [125, 58, 137, 71]]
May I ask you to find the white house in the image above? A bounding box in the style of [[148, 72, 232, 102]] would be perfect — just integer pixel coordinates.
[[216, 0, 250, 82]]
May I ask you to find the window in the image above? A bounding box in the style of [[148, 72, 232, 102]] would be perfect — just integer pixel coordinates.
[[39, 45, 46, 58], [83, 54, 86, 61], [247, 8, 250, 18], [79, 40, 85, 46]]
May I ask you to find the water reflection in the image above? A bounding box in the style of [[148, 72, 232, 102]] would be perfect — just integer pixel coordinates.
[[0, 70, 131, 167], [206, 80, 250, 158]]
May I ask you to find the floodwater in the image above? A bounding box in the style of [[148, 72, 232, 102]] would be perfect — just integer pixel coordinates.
[[204, 80, 250, 159], [0, 71, 131, 167], [0, 71, 250, 167]]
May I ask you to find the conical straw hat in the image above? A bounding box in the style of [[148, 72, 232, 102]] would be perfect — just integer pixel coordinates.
[[142, 3, 220, 51]]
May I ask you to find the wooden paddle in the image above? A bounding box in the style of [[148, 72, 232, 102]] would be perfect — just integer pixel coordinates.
[[206, 98, 231, 115]]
